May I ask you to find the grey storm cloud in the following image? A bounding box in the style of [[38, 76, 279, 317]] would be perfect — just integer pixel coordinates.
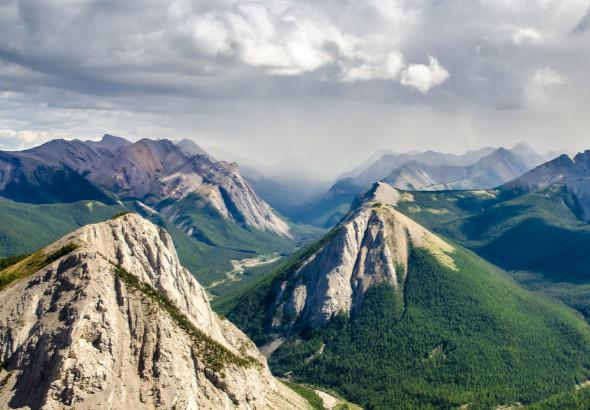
[[0, 0, 590, 178], [575, 6, 590, 33]]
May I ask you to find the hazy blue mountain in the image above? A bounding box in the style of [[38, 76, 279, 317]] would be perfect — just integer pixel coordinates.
[[510, 142, 548, 169], [292, 145, 539, 227], [384, 148, 530, 190], [176, 138, 210, 157]]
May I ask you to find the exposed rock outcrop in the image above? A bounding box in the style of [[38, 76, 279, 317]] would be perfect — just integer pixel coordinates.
[[269, 182, 456, 332], [0, 214, 306, 409]]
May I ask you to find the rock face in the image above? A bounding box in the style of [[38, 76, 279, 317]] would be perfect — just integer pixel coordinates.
[[0, 135, 290, 237], [0, 214, 307, 409], [269, 182, 456, 332]]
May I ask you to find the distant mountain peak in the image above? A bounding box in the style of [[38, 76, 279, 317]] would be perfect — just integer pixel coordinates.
[[512, 141, 534, 150], [101, 133, 129, 144], [176, 138, 210, 158]]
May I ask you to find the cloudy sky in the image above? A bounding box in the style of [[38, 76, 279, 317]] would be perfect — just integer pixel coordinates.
[[0, 0, 589, 178]]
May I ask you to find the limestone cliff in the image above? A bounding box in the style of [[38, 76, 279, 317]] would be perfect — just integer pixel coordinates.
[[269, 182, 456, 332], [0, 214, 307, 409]]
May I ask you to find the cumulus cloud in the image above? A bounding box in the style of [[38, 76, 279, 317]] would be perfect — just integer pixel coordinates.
[[187, 1, 415, 80], [532, 67, 567, 86], [400, 57, 450, 93]]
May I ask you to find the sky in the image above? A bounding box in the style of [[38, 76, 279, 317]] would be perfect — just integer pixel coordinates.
[[0, 0, 589, 179]]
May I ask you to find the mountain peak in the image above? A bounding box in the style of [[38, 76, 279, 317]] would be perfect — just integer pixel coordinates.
[[495, 146, 511, 155], [0, 214, 307, 409], [266, 183, 455, 332], [176, 138, 209, 158], [574, 149, 590, 167], [367, 181, 402, 205], [512, 141, 534, 150], [101, 133, 129, 144], [350, 181, 401, 211]]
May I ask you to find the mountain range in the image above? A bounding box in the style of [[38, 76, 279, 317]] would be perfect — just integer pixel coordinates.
[[0, 135, 325, 289], [389, 150, 590, 323], [221, 181, 590, 409], [285, 143, 552, 228], [2, 136, 590, 409], [0, 135, 289, 236]]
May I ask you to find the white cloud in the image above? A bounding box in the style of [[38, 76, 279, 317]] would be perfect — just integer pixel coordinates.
[[511, 27, 544, 45], [532, 66, 566, 86], [0, 129, 49, 149], [187, 1, 416, 80], [340, 52, 405, 82], [189, 2, 345, 76], [192, 13, 232, 55], [400, 57, 450, 93]]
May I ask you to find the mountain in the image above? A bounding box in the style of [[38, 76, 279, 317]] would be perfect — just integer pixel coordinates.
[[175, 138, 210, 157], [221, 182, 590, 409], [335, 149, 397, 181], [505, 151, 590, 221], [346, 146, 498, 188], [82, 133, 131, 153], [0, 135, 316, 291], [386, 151, 590, 319], [0, 214, 309, 409], [510, 142, 547, 169], [0, 139, 117, 205], [385, 148, 530, 190], [0, 135, 290, 237], [293, 146, 537, 227]]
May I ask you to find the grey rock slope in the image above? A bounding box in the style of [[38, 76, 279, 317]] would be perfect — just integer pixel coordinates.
[[0, 135, 290, 237], [0, 214, 307, 409], [269, 182, 456, 333]]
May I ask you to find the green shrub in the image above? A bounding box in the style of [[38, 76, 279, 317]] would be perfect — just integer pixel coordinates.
[[0, 244, 79, 292]]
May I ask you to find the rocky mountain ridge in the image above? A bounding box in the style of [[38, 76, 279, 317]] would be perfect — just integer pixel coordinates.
[[0, 135, 290, 237], [505, 150, 590, 221]]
